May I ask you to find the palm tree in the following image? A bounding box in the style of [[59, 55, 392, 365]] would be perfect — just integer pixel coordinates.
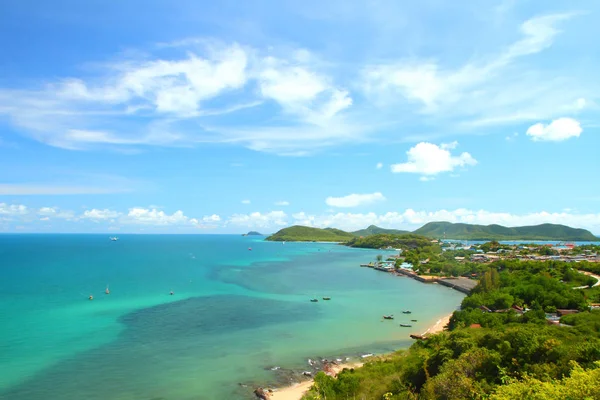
[[376, 254, 383, 265]]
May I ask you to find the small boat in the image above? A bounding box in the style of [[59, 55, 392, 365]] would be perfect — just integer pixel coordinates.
[[88, 295, 94, 301], [411, 319, 417, 322], [361, 353, 374, 359], [402, 310, 412, 314], [322, 297, 331, 300], [248, 247, 252, 251], [109, 237, 119, 241], [170, 290, 174, 296], [399, 324, 412, 327], [105, 286, 110, 295], [310, 298, 319, 302], [383, 315, 394, 320]]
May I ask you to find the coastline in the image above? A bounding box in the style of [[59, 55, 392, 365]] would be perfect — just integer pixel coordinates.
[[266, 313, 453, 400]]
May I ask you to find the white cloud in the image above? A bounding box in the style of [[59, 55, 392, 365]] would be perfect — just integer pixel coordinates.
[[274, 201, 290, 206], [505, 132, 519, 142], [362, 13, 589, 129], [391, 142, 477, 176], [81, 209, 121, 220], [325, 192, 386, 208], [376, 162, 383, 169], [241, 199, 251, 204], [0, 203, 28, 215], [202, 214, 221, 222], [228, 211, 288, 228], [38, 207, 75, 219], [526, 117, 582, 141], [124, 208, 198, 226]]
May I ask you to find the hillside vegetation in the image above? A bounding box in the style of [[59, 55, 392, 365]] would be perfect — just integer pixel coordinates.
[[352, 225, 410, 237], [264, 225, 355, 242], [301, 259, 600, 399], [414, 222, 598, 241], [345, 233, 433, 250]]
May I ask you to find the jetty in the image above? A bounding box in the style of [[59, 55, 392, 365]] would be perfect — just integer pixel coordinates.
[[395, 269, 478, 294]]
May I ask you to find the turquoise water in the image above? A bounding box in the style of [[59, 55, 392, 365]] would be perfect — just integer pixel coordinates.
[[0, 235, 464, 399]]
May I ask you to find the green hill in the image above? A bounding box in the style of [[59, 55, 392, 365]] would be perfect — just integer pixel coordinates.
[[265, 225, 355, 242], [414, 222, 598, 241], [346, 233, 433, 249], [351, 225, 410, 237]]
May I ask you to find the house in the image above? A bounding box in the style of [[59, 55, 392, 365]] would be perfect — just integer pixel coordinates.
[[454, 256, 465, 262], [469, 324, 482, 329], [556, 309, 579, 316]]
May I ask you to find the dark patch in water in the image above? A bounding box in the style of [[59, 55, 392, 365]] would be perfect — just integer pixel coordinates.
[[1, 295, 320, 400]]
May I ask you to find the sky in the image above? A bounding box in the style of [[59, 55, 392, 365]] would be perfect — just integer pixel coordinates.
[[0, 0, 599, 234]]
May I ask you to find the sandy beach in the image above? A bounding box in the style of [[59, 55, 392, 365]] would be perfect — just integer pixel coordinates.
[[269, 362, 363, 400], [267, 313, 453, 399]]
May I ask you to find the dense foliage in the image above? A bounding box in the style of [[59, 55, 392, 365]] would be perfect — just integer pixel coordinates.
[[265, 225, 355, 242], [414, 221, 598, 241], [352, 225, 410, 237], [345, 234, 434, 250], [301, 258, 600, 399]]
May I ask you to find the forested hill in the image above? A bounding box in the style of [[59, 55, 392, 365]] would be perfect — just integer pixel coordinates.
[[414, 222, 598, 241], [351, 225, 410, 236], [264, 225, 355, 242]]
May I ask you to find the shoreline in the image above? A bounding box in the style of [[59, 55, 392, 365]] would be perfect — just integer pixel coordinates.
[[265, 313, 453, 400]]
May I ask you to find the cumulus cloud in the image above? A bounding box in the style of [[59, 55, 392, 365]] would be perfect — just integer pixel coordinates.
[[81, 209, 121, 220], [202, 214, 221, 222], [391, 142, 477, 177], [124, 208, 197, 226], [275, 201, 290, 206], [38, 207, 75, 219], [376, 162, 383, 169], [0, 203, 28, 216], [228, 211, 288, 228], [325, 192, 386, 208], [526, 117, 582, 141]]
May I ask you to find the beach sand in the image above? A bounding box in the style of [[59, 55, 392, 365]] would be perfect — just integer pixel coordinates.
[[267, 313, 453, 399], [421, 313, 452, 336], [269, 363, 363, 400]]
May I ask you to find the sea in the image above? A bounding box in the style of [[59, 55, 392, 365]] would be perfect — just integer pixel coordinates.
[[0, 235, 464, 399]]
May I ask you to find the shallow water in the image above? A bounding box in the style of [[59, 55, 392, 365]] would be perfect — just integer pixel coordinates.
[[0, 235, 464, 399]]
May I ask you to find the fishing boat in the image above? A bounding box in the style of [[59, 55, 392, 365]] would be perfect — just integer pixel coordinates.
[[170, 290, 174, 296], [248, 247, 252, 251], [105, 286, 110, 295], [411, 319, 417, 322], [383, 315, 394, 320], [402, 310, 412, 314], [110, 237, 119, 241], [322, 296, 331, 300], [399, 323, 412, 327], [88, 295, 94, 301], [310, 298, 319, 302]]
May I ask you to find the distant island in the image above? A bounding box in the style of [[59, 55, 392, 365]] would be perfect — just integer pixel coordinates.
[[242, 231, 263, 236], [264, 225, 355, 242], [265, 222, 598, 242]]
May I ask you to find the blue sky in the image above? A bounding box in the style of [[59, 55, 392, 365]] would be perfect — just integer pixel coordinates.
[[1, 0, 599, 234]]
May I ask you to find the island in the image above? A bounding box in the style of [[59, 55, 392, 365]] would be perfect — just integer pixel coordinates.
[[264, 225, 355, 242], [242, 231, 263, 236], [265, 222, 598, 242]]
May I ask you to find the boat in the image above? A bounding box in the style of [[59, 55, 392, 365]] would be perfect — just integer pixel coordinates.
[[310, 298, 319, 302], [399, 324, 412, 327], [170, 290, 174, 296], [88, 295, 94, 301], [248, 247, 252, 251], [105, 286, 110, 295], [383, 315, 394, 320], [361, 353, 374, 358], [411, 319, 417, 322], [110, 237, 119, 241], [322, 297, 331, 300], [402, 310, 412, 314]]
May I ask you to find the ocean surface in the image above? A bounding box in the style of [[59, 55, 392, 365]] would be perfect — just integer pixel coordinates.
[[0, 235, 464, 399]]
